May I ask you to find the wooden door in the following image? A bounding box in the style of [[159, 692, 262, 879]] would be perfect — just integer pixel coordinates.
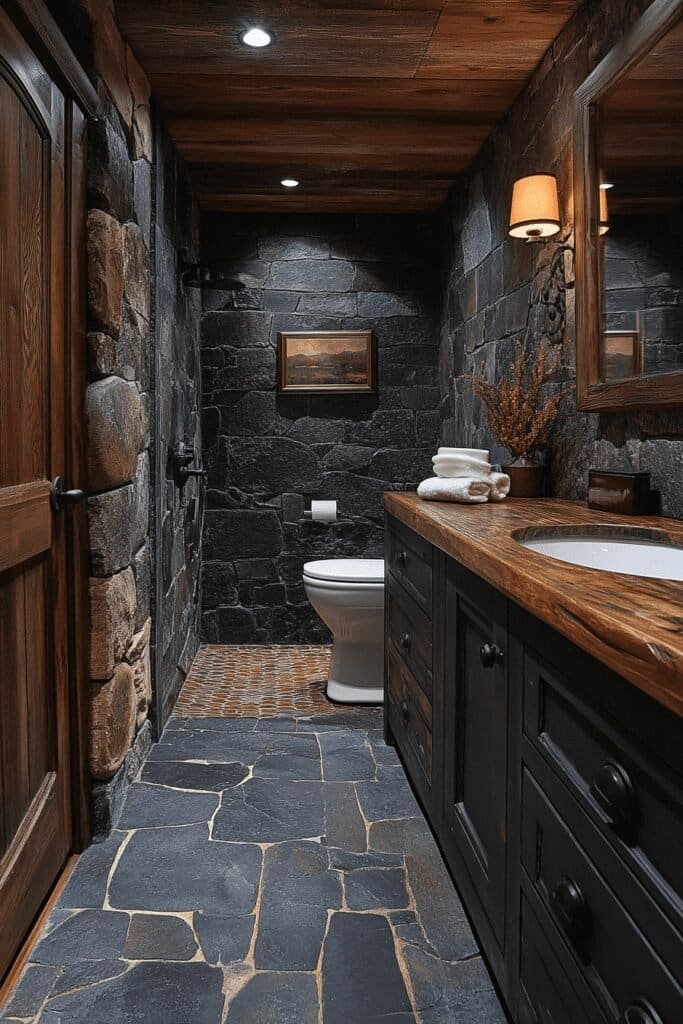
[[0, 7, 79, 979], [442, 560, 509, 959]]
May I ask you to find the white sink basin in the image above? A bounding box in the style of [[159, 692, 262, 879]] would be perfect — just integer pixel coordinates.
[[517, 532, 683, 581]]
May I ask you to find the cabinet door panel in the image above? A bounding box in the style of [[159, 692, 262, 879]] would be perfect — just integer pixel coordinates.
[[519, 894, 607, 1024], [442, 561, 508, 951]]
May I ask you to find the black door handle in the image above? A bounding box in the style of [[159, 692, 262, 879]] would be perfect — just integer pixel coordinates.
[[396, 549, 407, 569], [400, 632, 411, 654], [51, 476, 86, 513], [480, 642, 504, 668], [590, 760, 639, 843], [550, 875, 592, 960], [400, 699, 410, 724], [619, 1000, 663, 1024]]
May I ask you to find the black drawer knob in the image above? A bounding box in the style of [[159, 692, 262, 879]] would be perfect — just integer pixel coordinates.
[[400, 699, 410, 724], [479, 642, 504, 668], [550, 875, 592, 958], [590, 760, 639, 844], [401, 632, 411, 654], [620, 1000, 663, 1024]]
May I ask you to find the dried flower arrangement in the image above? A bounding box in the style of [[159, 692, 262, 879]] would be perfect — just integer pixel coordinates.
[[464, 341, 563, 461]]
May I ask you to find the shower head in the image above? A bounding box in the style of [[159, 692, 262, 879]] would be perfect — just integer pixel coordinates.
[[180, 261, 246, 291]]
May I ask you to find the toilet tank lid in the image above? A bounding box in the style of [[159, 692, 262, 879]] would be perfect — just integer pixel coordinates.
[[303, 558, 384, 583]]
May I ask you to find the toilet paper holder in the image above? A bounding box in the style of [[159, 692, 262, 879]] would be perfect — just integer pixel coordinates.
[[303, 500, 338, 523]]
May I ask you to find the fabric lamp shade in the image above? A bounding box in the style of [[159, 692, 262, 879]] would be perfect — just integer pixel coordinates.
[[509, 174, 561, 239]]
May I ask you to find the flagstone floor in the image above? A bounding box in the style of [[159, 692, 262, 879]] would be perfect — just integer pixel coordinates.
[[1, 695, 506, 1022]]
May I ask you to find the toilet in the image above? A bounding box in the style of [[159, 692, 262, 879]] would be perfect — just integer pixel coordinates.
[[303, 558, 385, 704]]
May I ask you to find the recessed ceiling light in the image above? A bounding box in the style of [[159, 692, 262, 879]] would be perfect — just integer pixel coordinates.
[[280, 178, 300, 188], [239, 27, 273, 48], [600, 182, 614, 189]]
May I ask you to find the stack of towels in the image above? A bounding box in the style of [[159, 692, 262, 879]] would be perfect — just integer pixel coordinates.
[[417, 448, 511, 504]]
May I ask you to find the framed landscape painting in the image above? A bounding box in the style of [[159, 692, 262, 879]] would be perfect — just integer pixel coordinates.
[[277, 330, 377, 395], [600, 328, 643, 381]]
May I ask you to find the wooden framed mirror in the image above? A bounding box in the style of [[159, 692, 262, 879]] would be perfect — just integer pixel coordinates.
[[574, 0, 683, 410]]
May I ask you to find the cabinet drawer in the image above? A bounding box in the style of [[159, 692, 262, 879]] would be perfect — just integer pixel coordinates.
[[524, 651, 683, 935], [387, 517, 433, 617], [519, 894, 606, 1024], [522, 769, 683, 1022], [386, 574, 432, 703], [386, 641, 432, 784]]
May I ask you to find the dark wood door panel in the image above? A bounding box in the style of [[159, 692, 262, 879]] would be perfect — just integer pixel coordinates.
[[0, 4, 74, 981], [0, 482, 52, 572], [443, 561, 508, 952], [0, 775, 63, 977], [0, 561, 51, 848]]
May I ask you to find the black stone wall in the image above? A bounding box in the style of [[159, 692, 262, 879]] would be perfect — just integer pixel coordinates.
[[604, 213, 683, 375], [153, 120, 203, 729], [438, 0, 683, 518], [200, 213, 439, 643]]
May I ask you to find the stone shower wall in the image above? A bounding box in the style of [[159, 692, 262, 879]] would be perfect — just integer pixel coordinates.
[[200, 213, 439, 643], [438, 0, 683, 519], [153, 119, 202, 732]]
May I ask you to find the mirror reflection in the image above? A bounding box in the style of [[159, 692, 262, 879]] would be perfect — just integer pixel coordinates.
[[598, 16, 683, 381]]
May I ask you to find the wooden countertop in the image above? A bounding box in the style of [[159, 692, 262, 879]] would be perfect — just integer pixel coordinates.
[[384, 493, 683, 717]]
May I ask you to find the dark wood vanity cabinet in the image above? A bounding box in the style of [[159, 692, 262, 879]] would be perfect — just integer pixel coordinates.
[[384, 513, 683, 1024], [440, 560, 509, 979], [384, 517, 440, 815]]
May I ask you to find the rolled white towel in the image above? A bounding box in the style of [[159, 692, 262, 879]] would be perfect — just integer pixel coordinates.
[[437, 447, 490, 460], [488, 471, 511, 502], [417, 476, 490, 504], [432, 453, 491, 481]]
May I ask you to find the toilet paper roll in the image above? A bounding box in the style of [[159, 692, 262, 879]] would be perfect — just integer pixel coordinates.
[[310, 500, 337, 523]]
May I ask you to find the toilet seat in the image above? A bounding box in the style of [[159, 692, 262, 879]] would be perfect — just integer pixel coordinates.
[[303, 558, 384, 584]]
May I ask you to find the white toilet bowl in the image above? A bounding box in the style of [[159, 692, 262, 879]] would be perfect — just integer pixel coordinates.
[[303, 558, 384, 704]]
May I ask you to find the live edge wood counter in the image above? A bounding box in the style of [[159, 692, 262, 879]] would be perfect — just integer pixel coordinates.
[[384, 493, 683, 717]]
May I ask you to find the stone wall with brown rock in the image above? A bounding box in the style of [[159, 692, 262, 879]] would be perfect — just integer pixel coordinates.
[[73, 0, 155, 835], [50, 0, 201, 834], [438, 0, 683, 519]]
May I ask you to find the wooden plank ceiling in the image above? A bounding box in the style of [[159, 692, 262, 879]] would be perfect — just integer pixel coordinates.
[[115, 1, 582, 212]]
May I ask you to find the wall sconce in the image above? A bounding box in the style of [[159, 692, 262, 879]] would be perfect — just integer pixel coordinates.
[[509, 173, 561, 242], [599, 187, 610, 235]]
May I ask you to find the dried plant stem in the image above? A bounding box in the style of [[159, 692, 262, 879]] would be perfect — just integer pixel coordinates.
[[465, 342, 563, 460]]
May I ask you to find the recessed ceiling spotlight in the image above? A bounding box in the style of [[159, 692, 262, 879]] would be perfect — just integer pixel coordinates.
[[600, 181, 615, 189], [239, 27, 273, 48], [280, 178, 300, 188]]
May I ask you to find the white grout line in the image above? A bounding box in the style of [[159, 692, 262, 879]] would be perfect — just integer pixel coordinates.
[[102, 831, 135, 911]]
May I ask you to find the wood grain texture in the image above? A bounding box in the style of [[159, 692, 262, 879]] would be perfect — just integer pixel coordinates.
[[1, 0, 97, 114], [574, 0, 683, 412], [417, 0, 579, 79], [0, 855, 77, 1009], [115, 0, 581, 211], [0, 0, 89, 980], [384, 493, 683, 717], [151, 73, 516, 119], [0, 482, 52, 574]]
